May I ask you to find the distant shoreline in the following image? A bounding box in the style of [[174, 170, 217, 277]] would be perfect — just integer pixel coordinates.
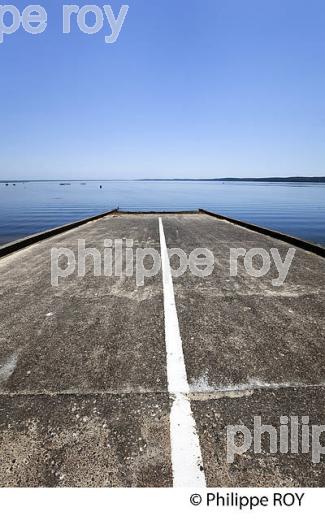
[[138, 176, 325, 183], [1, 176, 325, 183]]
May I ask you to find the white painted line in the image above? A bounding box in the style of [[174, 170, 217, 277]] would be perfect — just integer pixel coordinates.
[[158, 217, 206, 488]]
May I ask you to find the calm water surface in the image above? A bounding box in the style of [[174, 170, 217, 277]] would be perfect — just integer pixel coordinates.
[[0, 180, 324, 245]]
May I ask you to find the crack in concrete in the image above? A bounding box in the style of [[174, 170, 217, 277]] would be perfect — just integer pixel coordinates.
[[1, 382, 325, 399]]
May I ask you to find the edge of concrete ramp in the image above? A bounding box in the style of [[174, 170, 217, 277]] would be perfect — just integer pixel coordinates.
[[0, 209, 198, 259], [199, 208, 325, 258], [0, 208, 118, 259], [1, 207, 324, 260]]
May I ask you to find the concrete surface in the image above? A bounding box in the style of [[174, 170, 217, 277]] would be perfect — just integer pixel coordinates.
[[0, 213, 324, 486]]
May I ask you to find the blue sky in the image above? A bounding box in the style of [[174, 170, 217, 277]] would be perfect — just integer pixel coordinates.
[[0, 0, 324, 179]]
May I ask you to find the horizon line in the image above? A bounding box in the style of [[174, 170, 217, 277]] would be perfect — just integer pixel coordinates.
[[1, 175, 325, 183]]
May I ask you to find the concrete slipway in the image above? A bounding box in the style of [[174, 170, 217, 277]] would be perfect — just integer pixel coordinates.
[[0, 211, 324, 487]]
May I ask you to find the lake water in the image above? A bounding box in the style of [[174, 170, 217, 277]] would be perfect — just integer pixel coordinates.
[[0, 180, 324, 245]]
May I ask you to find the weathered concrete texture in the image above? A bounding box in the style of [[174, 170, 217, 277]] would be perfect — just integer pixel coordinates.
[[0, 394, 172, 487], [0, 215, 166, 393], [163, 214, 325, 486], [0, 213, 325, 486], [0, 215, 171, 486], [191, 387, 325, 487], [162, 215, 325, 388]]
